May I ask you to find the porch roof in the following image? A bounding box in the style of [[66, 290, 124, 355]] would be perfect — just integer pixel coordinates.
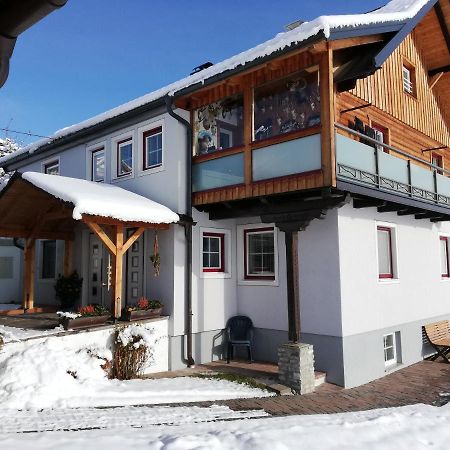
[[0, 172, 179, 240]]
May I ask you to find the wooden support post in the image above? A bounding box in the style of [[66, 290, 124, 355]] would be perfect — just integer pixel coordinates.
[[112, 224, 124, 319], [285, 230, 300, 342], [64, 239, 73, 277], [319, 45, 336, 188], [243, 82, 253, 196], [22, 238, 36, 310]]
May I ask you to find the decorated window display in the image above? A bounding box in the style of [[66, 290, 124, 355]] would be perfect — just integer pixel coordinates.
[[253, 69, 320, 141], [194, 94, 244, 155]]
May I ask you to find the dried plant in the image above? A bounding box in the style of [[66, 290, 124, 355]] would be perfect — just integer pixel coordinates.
[[112, 325, 151, 380]]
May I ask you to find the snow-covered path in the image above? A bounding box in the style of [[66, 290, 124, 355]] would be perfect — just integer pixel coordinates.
[[0, 405, 268, 434], [1, 403, 450, 449]]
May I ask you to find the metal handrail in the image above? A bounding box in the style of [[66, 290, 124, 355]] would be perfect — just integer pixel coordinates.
[[334, 123, 450, 176]]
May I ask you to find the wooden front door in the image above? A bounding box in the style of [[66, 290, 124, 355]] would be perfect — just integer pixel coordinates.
[[125, 231, 144, 306], [88, 234, 112, 308]]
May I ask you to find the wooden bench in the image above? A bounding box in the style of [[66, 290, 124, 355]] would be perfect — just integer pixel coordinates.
[[423, 320, 450, 363]]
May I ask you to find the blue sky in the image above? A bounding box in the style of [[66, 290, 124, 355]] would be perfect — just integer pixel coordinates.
[[0, 0, 384, 145]]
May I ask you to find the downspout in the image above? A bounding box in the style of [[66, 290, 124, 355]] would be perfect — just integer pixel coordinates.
[[164, 95, 195, 367]]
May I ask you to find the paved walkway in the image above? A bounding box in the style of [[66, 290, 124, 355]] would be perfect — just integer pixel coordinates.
[[173, 361, 450, 416]]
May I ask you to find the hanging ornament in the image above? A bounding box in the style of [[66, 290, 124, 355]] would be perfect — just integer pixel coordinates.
[[150, 231, 160, 277]]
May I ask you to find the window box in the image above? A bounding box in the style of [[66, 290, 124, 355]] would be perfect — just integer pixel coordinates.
[[122, 308, 163, 322], [60, 314, 111, 331]]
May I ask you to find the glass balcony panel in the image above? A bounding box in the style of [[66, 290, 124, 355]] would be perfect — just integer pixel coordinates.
[[378, 151, 409, 185], [410, 165, 434, 193], [252, 134, 321, 182], [335, 134, 376, 174], [192, 153, 244, 192], [436, 173, 450, 198]]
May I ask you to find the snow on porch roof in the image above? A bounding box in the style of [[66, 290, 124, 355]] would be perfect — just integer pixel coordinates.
[[21, 172, 180, 225], [0, 0, 433, 166]]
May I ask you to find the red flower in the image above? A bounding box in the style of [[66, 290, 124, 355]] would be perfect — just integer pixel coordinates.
[[137, 297, 150, 310]]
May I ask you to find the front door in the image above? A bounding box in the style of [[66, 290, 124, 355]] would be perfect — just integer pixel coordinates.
[[88, 234, 112, 308]]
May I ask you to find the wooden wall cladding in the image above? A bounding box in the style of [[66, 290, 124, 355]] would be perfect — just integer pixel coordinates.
[[192, 170, 324, 206], [348, 31, 450, 147]]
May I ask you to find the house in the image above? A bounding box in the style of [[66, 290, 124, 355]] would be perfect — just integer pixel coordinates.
[[0, 0, 449, 388]]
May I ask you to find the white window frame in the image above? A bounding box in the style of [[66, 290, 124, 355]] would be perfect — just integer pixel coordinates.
[[86, 140, 107, 182], [41, 157, 60, 175], [237, 223, 279, 286], [375, 222, 399, 283], [199, 227, 231, 279], [383, 332, 400, 368], [402, 63, 415, 96], [439, 234, 450, 280], [137, 119, 165, 176], [111, 131, 135, 181]]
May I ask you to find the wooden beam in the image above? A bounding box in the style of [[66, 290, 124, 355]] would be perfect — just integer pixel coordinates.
[[353, 197, 386, 209], [122, 227, 145, 254], [82, 214, 170, 230], [285, 230, 300, 342], [329, 34, 384, 51], [319, 45, 336, 187], [64, 239, 73, 276], [112, 224, 124, 319], [22, 238, 35, 310], [83, 219, 116, 255], [429, 71, 444, 89], [435, 2, 450, 55], [243, 81, 253, 196], [429, 65, 450, 77]]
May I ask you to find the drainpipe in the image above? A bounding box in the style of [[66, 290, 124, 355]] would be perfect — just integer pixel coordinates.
[[165, 95, 195, 367]]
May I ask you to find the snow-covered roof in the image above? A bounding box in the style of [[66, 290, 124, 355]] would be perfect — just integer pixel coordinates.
[[0, 0, 432, 165], [21, 172, 179, 224]]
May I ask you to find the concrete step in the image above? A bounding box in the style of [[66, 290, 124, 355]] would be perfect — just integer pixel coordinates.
[[315, 371, 326, 387]]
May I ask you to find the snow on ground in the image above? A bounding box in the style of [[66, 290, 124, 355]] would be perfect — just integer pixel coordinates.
[[0, 334, 272, 410], [1, 403, 450, 449], [0, 324, 64, 343]]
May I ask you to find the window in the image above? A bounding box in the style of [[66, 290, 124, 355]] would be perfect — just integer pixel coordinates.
[[432, 153, 444, 175], [202, 232, 225, 272], [41, 240, 56, 279], [91, 148, 105, 182], [383, 333, 398, 367], [402, 62, 416, 96], [0, 256, 13, 279], [440, 236, 449, 278], [372, 123, 389, 154], [43, 160, 59, 175], [253, 69, 320, 141], [117, 138, 133, 177], [244, 227, 275, 279], [143, 127, 163, 169], [377, 226, 394, 279], [194, 94, 244, 155]]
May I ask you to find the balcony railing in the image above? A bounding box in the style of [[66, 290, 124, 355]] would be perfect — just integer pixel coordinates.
[[335, 123, 450, 207]]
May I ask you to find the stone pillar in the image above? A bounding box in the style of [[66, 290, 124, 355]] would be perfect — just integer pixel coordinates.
[[278, 342, 315, 394]]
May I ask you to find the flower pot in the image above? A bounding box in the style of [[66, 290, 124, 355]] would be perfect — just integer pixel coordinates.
[[122, 308, 163, 322], [60, 314, 111, 330]]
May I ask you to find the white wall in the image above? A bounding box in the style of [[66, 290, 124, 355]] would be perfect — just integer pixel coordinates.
[[338, 201, 450, 337]]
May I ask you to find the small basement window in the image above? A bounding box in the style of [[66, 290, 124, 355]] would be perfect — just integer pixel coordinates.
[[440, 236, 449, 278], [383, 332, 400, 368]]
